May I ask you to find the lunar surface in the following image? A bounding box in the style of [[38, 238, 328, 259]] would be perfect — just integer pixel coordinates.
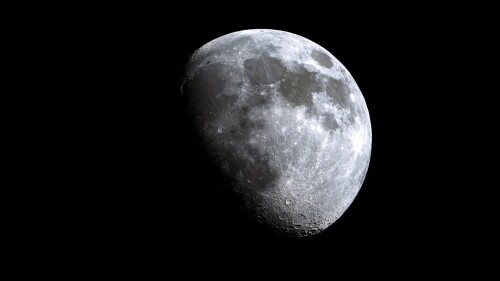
[[182, 29, 371, 237]]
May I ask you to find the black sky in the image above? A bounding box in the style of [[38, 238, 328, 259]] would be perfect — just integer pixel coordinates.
[[67, 4, 491, 271]]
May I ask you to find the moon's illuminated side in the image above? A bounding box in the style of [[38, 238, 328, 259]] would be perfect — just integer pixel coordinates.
[[182, 29, 372, 237]]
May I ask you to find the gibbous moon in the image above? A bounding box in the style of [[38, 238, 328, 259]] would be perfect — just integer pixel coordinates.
[[182, 29, 371, 237]]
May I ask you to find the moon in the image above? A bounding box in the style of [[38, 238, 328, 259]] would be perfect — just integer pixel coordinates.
[[182, 29, 371, 237]]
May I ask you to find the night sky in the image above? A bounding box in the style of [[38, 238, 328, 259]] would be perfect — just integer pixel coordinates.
[[69, 4, 488, 271]]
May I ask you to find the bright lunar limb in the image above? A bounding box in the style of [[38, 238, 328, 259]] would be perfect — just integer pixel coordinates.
[[182, 29, 372, 237]]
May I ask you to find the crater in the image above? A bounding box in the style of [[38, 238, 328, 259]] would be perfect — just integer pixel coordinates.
[[311, 49, 333, 68], [228, 35, 256, 51]]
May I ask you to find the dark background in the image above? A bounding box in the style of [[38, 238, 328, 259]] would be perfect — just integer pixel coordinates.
[[56, 4, 493, 271]]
